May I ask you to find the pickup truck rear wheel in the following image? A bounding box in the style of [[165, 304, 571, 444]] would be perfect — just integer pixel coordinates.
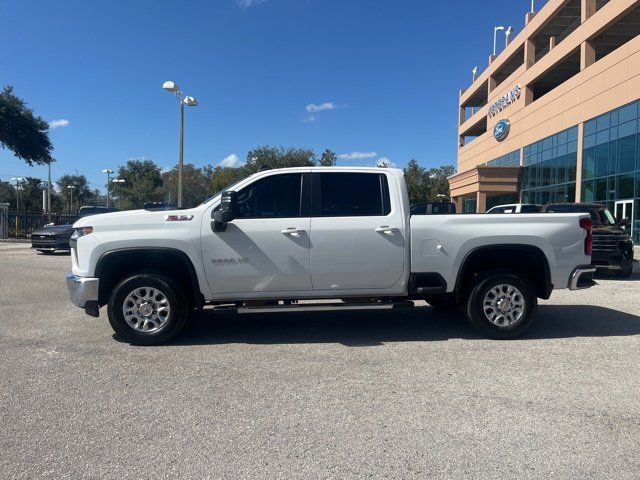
[[465, 273, 537, 339], [107, 273, 189, 345]]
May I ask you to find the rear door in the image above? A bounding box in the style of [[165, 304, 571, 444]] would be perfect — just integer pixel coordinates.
[[309, 171, 406, 292]]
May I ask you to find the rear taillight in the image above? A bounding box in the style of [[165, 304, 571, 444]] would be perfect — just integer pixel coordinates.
[[580, 218, 593, 256]]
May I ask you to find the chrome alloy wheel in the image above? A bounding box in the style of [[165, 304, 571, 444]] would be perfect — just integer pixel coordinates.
[[482, 283, 525, 327], [122, 287, 171, 332]]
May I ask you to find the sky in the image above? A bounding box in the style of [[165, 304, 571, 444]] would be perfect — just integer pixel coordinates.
[[0, 0, 539, 193]]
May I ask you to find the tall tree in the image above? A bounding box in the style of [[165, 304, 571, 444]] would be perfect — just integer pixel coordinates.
[[319, 149, 337, 167], [245, 146, 316, 172], [110, 159, 162, 209], [57, 174, 94, 212], [403, 159, 428, 204], [159, 163, 209, 208], [0, 181, 16, 209], [0, 86, 54, 166]]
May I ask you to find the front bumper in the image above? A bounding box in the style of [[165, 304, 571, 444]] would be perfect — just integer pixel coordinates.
[[66, 272, 100, 316], [31, 237, 71, 251], [568, 265, 596, 290]]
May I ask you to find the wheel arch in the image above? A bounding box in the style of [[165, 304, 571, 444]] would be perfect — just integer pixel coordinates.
[[454, 244, 552, 301], [95, 247, 204, 309]]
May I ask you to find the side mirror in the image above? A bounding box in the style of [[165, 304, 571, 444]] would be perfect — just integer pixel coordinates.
[[619, 218, 630, 228], [212, 191, 237, 231]]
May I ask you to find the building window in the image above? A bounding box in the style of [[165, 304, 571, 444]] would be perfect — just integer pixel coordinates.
[[462, 197, 477, 213], [582, 99, 640, 244], [521, 126, 578, 205], [485, 150, 520, 167]]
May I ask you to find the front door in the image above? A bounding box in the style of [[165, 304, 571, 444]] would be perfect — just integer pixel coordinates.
[[309, 171, 406, 292], [615, 200, 633, 238], [201, 172, 312, 296]]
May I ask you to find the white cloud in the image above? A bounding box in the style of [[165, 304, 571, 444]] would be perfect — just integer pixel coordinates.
[[237, 0, 267, 7], [376, 157, 397, 167], [302, 115, 317, 123], [338, 151, 377, 160], [306, 102, 337, 113], [218, 154, 244, 168], [49, 119, 69, 129]]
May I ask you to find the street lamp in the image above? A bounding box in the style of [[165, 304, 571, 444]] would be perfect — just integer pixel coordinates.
[[163, 80, 198, 208], [66, 185, 76, 213], [493, 25, 505, 55], [111, 178, 125, 210], [10, 177, 23, 211], [472, 66, 478, 82], [102, 169, 114, 208], [531, 0, 535, 14], [505, 26, 513, 47]]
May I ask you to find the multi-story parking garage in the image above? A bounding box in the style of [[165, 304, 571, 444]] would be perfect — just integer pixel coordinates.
[[449, 0, 640, 244]]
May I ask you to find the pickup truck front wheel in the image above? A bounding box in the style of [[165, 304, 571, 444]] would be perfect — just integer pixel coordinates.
[[465, 273, 537, 339], [107, 274, 188, 345]]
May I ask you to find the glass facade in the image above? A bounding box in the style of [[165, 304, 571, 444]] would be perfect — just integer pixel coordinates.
[[582, 100, 640, 244], [521, 126, 578, 205], [462, 197, 477, 213], [485, 150, 520, 167]]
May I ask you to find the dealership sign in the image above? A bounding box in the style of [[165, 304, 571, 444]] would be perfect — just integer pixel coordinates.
[[488, 84, 521, 118], [493, 119, 511, 141]]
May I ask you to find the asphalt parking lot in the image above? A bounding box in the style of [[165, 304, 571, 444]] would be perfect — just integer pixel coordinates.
[[1, 243, 639, 479]]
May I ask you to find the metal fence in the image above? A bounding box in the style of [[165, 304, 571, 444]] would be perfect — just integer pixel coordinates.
[[4, 211, 79, 238]]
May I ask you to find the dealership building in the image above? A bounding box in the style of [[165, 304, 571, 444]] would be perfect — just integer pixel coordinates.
[[449, 0, 640, 244]]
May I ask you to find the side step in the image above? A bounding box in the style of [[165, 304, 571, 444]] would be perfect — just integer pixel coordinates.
[[212, 300, 414, 315]]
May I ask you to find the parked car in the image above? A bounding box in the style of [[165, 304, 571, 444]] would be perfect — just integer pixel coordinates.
[[66, 167, 595, 345], [543, 203, 634, 278], [486, 203, 543, 214], [410, 202, 456, 215], [31, 206, 118, 254]]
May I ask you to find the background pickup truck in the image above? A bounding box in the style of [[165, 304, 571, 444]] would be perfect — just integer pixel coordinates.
[[66, 167, 595, 345]]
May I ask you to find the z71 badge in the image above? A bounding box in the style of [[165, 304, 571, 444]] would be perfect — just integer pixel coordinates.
[[165, 214, 194, 221]]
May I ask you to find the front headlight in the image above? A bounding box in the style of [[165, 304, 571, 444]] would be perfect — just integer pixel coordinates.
[[74, 226, 93, 238]]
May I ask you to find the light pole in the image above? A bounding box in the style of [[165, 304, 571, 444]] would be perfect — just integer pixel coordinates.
[[531, 0, 535, 13], [102, 169, 114, 208], [111, 178, 125, 210], [47, 162, 52, 223], [67, 185, 76, 213], [505, 26, 513, 48], [162, 81, 198, 208], [493, 25, 505, 55], [472, 66, 478, 82], [10, 177, 23, 211]]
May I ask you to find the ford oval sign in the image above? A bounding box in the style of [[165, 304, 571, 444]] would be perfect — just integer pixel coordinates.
[[493, 119, 510, 141]]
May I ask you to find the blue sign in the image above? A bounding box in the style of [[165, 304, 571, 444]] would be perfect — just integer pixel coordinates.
[[493, 119, 510, 141]]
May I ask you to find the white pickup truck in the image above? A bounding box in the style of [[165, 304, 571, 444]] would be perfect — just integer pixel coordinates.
[[66, 167, 596, 345]]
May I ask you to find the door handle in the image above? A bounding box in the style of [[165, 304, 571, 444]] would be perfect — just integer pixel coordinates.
[[281, 227, 305, 236], [374, 226, 399, 234]]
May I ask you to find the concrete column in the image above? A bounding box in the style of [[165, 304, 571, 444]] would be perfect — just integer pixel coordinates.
[[488, 76, 497, 95], [581, 0, 596, 22], [525, 12, 537, 25], [458, 135, 465, 148], [524, 38, 536, 68], [549, 36, 556, 51], [451, 196, 462, 214], [459, 104, 466, 126], [575, 123, 584, 201], [476, 191, 487, 213], [524, 85, 534, 106], [581, 40, 596, 70], [488, 54, 496, 65]]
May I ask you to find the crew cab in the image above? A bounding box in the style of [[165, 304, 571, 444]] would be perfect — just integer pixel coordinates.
[[66, 167, 595, 345]]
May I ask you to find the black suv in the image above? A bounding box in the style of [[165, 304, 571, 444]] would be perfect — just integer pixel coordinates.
[[544, 203, 634, 278]]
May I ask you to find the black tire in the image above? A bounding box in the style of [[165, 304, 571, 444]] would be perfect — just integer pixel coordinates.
[[107, 273, 189, 345], [465, 273, 537, 339], [424, 294, 459, 310], [615, 262, 633, 278]]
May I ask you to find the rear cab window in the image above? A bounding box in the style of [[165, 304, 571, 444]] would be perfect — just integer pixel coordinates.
[[314, 172, 391, 217]]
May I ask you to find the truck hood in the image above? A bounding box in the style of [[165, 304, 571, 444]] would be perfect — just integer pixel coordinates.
[[72, 208, 201, 230]]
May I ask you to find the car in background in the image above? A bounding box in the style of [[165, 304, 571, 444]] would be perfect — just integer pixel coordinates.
[[486, 203, 543, 214], [31, 206, 118, 254], [543, 203, 634, 278], [410, 202, 456, 215]]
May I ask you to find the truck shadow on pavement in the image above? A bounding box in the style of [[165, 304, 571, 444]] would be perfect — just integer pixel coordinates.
[[171, 304, 640, 347]]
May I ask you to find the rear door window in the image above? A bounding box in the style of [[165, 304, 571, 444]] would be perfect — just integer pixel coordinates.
[[314, 173, 391, 217]]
